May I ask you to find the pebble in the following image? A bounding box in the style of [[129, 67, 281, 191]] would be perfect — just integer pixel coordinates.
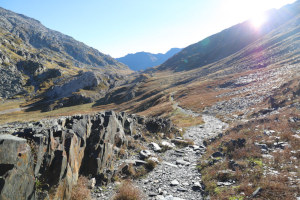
[[170, 180, 180, 186]]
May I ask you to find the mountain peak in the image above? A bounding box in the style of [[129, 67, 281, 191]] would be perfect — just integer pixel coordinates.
[[117, 48, 182, 71]]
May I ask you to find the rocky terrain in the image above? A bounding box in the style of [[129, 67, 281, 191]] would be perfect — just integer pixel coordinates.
[[0, 111, 178, 200], [0, 7, 127, 71], [0, 1, 300, 200]]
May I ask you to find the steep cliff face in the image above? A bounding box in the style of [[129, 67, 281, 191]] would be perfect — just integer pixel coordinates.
[[0, 111, 174, 200]]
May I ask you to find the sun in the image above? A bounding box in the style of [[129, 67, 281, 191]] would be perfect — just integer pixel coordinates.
[[251, 13, 267, 28]]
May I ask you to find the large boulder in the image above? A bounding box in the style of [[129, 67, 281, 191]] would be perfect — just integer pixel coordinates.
[[47, 71, 101, 99]]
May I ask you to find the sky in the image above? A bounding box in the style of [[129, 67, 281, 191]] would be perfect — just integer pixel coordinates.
[[0, 0, 296, 57]]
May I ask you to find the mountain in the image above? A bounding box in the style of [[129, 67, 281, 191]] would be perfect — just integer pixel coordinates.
[[0, 6, 132, 107], [0, 7, 128, 71], [156, 1, 300, 72], [0, 1, 299, 200], [116, 48, 182, 71]]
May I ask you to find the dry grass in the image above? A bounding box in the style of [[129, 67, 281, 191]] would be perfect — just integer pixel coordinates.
[[0, 102, 106, 125], [170, 111, 204, 127], [71, 176, 91, 200], [145, 159, 157, 171], [0, 100, 25, 111], [113, 180, 143, 200], [198, 106, 300, 199]]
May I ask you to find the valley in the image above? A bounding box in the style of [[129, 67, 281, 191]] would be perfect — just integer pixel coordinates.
[[0, 1, 299, 200]]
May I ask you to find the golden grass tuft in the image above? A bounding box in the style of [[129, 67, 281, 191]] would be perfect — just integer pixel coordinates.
[[113, 180, 143, 200], [71, 176, 91, 200]]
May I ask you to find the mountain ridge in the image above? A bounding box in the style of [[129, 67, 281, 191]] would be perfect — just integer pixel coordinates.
[[116, 48, 182, 71], [156, 1, 300, 72], [0, 6, 129, 71]]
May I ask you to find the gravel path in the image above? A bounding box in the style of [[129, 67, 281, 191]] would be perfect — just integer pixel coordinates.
[[92, 96, 227, 200], [92, 114, 227, 200], [135, 115, 227, 200]]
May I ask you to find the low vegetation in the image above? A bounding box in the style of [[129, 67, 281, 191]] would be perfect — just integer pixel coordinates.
[[198, 107, 300, 200], [71, 176, 91, 200], [113, 180, 143, 200]]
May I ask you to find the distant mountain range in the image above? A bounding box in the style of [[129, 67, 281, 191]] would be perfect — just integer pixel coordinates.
[[116, 48, 182, 71]]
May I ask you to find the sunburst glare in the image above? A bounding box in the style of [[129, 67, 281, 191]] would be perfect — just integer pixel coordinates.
[[251, 13, 267, 28]]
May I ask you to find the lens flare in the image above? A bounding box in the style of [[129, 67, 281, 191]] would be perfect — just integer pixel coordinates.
[[251, 14, 267, 28]]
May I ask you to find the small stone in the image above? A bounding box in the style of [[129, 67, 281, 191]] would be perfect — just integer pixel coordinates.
[[192, 181, 202, 191], [140, 150, 152, 159], [176, 159, 190, 166], [150, 142, 162, 152], [177, 187, 188, 192], [182, 182, 189, 186], [251, 187, 262, 198], [148, 156, 159, 163], [158, 187, 163, 194], [149, 193, 158, 197], [161, 141, 175, 148], [88, 178, 96, 189], [170, 180, 179, 186], [163, 162, 178, 168], [156, 195, 165, 200], [211, 151, 224, 158]]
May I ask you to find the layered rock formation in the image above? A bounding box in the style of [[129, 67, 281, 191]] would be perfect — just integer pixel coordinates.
[[0, 111, 173, 200], [0, 135, 35, 200]]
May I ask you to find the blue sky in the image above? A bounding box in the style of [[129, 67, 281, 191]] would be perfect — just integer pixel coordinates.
[[0, 0, 296, 57]]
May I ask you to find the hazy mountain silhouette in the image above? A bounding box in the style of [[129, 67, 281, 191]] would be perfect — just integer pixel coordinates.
[[116, 48, 182, 71]]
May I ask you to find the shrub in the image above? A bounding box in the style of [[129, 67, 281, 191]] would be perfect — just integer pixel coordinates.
[[145, 159, 157, 171], [113, 180, 143, 200], [71, 176, 91, 200]]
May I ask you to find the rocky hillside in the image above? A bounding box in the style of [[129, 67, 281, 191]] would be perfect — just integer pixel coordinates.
[[0, 7, 128, 70], [116, 48, 182, 71], [156, 1, 300, 72], [0, 6, 133, 110]]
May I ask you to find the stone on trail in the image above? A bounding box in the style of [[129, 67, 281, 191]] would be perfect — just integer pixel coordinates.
[[176, 159, 190, 166], [140, 149, 152, 159], [170, 180, 180, 186], [150, 142, 162, 152]]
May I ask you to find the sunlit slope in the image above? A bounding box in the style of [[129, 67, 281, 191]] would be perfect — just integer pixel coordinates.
[[156, 1, 300, 72]]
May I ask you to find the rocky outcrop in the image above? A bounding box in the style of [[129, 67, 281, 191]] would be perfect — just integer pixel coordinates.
[[47, 71, 101, 99], [0, 65, 25, 98], [0, 111, 174, 200], [0, 134, 35, 200]]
